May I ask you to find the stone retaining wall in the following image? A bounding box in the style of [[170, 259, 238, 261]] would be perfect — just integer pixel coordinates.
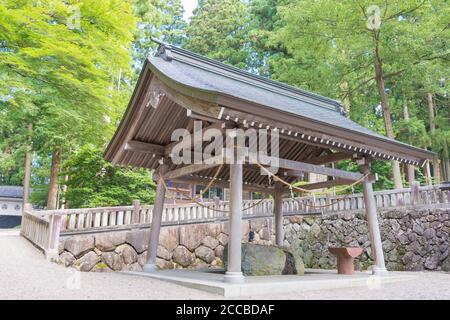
[[58, 208, 450, 272]]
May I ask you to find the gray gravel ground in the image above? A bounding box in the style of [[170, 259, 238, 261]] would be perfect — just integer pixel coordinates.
[[1, 230, 449, 300]]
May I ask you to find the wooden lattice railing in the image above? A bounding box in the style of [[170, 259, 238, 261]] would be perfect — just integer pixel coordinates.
[[282, 183, 450, 214], [20, 183, 450, 254]]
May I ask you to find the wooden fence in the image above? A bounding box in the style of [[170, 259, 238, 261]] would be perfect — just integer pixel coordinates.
[[20, 203, 61, 261], [283, 183, 450, 214], [20, 183, 450, 254]]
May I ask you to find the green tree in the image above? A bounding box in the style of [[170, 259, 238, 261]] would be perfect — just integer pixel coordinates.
[[271, 0, 449, 188], [133, 0, 186, 71], [61, 145, 155, 208], [0, 0, 137, 208], [184, 0, 252, 69], [248, 0, 291, 75]]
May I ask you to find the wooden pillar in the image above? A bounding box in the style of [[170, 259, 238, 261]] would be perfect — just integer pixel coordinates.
[[143, 165, 167, 272], [411, 181, 420, 206], [224, 163, 245, 283], [23, 123, 32, 205], [424, 161, 432, 186], [359, 160, 388, 275], [46, 214, 62, 261], [273, 183, 284, 246], [132, 199, 141, 224]]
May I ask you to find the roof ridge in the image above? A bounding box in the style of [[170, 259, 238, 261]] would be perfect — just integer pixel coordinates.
[[151, 39, 346, 115]]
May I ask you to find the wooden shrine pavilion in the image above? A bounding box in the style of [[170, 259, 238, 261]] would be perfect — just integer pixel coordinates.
[[105, 40, 435, 282]]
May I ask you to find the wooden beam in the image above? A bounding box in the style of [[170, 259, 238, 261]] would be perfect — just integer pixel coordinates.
[[125, 140, 165, 156], [306, 152, 353, 165], [155, 77, 223, 119], [292, 178, 353, 191], [187, 109, 221, 123], [163, 156, 223, 180], [171, 175, 273, 194], [258, 154, 363, 181]]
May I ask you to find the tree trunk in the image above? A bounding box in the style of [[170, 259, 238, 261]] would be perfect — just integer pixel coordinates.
[[22, 123, 33, 204], [443, 142, 450, 181], [443, 97, 450, 181], [47, 150, 61, 210], [340, 81, 351, 114], [373, 38, 403, 189], [428, 93, 436, 135], [427, 92, 441, 184], [60, 175, 69, 209], [402, 97, 415, 186], [424, 161, 432, 185]]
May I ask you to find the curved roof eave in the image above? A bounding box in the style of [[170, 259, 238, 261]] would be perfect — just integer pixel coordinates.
[[147, 59, 435, 163]]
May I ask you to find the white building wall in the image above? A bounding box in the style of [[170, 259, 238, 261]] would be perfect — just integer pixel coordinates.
[[0, 198, 22, 216]]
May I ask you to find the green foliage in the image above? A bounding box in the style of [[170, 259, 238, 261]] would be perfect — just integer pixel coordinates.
[[267, 0, 449, 183], [133, 0, 186, 71], [0, 0, 137, 192], [337, 159, 394, 192], [395, 117, 430, 147], [184, 0, 252, 69], [1, 0, 449, 209], [62, 145, 155, 208]]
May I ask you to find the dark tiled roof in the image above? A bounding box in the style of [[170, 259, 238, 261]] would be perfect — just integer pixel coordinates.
[[0, 186, 24, 199], [148, 41, 434, 160]]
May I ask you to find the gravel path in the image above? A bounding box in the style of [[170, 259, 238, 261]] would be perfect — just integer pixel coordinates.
[[1, 230, 449, 300]]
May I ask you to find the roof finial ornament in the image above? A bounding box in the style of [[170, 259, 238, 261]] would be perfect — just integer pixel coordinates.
[[152, 38, 173, 61], [333, 100, 347, 117]]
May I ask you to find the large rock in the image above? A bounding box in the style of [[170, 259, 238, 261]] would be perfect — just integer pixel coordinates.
[[137, 252, 147, 267], [217, 233, 228, 246], [191, 258, 209, 269], [59, 252, 75, 267], [442, 256, 450, 272], [157, 245, 172, 260], [122, 262, 143, 272], [195, 245, 215, 263], [159, 227, 179, 251], [102, 252, 124, 271], [156, 258, 173, 269], [250, 218, 267, 232], [206, 223, 222, 238], [224, 243, 304, 276], [58, 239, 66, 254], [75, 251, 100, 272], [424, 254, 440, 270], [64, 236, 95, 258], [423, 228, 436, 240], [126, 230, 149, 253], [115, 244, 138, 264], [215, 245, 224, 258], [179, 224, 206, 251], [95, 232, 126, 252], [202, 236, 219, 249], [173, 246, 195, 267]]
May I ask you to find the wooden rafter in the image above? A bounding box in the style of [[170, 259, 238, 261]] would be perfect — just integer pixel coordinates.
[[290, 178, 353, 191], [257, 154, 363, 181], [306, 151, 353, 165]]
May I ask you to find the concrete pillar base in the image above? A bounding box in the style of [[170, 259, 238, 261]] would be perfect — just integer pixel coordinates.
[[371, 266, 389, 276], [143, 264, 158, 273], [45, 249, 59, 262], [224, 271, 245, 284]]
